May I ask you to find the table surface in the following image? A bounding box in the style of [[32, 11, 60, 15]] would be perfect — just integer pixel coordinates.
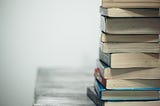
[[33, 68, 95, 106]]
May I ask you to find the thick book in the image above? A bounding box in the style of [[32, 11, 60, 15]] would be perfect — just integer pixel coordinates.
[[94, 80, 160, 101], [101, 2, 160, 8], [99, 50, 160, 68], [100, 42, 160, 53], [101, 33, 159, 43], [100, 7, 160, 17], [101, 16, 160, 34], [102, 0, 160, 3], [102, 79, 160, 90], [94, 68, 160, 90], [96, 59, 160, 79], [87, 86, 160, 106]]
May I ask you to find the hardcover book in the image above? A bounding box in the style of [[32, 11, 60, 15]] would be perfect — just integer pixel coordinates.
[[94, 80, 160, 100], [101, 2, 160, 8], [100, 42, 160, 53], [102, 0, 160, 3], [103, 79, 160, 90], [100, 7, 160, 17], [99, 50, 160, 68], [96, 59, 160, 79], [87, 86, 160, 106], [101, 16, 160, 34], [101, 32, 159, 43], [94, 68, 160, 90]]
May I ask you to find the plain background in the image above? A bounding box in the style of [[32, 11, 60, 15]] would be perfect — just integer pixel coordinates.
[[0, 0, 100, 106]]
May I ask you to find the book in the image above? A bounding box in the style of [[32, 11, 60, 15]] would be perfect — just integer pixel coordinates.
[[101, 16, 160, 34], [101, 33, 159, 43], [87, 86, 160, 106], [105, 79, 160, 90], [94, 80, 160, 100], [102, 0, 160, 3], [99, 50, 160, 68], [101, 42, 160, 53], [96, 59, 160, 79], [100, 42, 160, 53], [94, 68, 106, 87], [87, 86, 104, 106], [100, 7, 160, 17], [94, 68, 160, 90], [101, 2, 160, 8]]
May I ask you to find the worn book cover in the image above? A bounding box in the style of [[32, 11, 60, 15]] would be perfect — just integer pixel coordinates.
[[87, 86, 160, 106]]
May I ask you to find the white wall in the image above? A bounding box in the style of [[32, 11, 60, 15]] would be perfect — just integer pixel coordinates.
[[0, 0, 100, 106]]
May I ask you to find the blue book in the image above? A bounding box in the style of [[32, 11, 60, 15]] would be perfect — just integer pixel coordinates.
[[94, 80, 160, 101]]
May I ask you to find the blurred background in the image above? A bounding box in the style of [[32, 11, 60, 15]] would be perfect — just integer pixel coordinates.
[[0, 0, 100, 106]]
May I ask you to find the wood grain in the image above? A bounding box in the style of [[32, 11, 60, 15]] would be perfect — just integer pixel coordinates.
[[33, 68, 94, 106]]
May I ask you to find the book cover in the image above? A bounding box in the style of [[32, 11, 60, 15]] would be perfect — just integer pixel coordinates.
[[100, 7, 160, 17], [101, 32, 159, 43], [101, 16, 160, 34], [102, 0, 160, 3], [101, 2, 160, 8], [87, 86, 160, 106], [99, 50, 160, 68], [94, 80, 160, 101], [96, 59, 160, 79], [100, 42, 160, 53]]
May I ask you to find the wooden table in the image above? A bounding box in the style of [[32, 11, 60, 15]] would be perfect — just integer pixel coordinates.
[[33, 68, 95, 106]]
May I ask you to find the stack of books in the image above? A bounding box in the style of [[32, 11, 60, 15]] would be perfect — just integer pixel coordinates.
[[87, 0, 160, 106]]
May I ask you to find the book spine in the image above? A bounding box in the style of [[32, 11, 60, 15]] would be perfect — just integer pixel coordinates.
[[100, 7, 108, 17], [94, 68, 106, 87], [96, 59, 105, 77], [99, 49, 111, 66], [94, 80, 102, 100], [86, 87, 104, 106], [100, 16, 107, 33]]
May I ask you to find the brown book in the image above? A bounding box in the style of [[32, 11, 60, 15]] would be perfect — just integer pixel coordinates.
[[101, 33, 159, 43], [103, 0, 160, 3], [99, 50, 160, 68], [101, 16, 160, 34], [100, 42, 160, 53], [97, 59, 160, 79], [102, 2, 160, 8], [100, 7, 160, 17]]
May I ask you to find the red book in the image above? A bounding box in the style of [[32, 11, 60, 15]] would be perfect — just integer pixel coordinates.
[[94, 68, 106, 87]]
